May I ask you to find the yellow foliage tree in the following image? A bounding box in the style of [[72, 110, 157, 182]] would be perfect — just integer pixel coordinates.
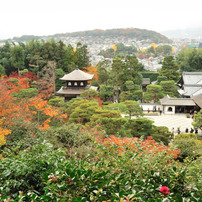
[[151, 43, 157, 50], [111, 44, 117, 53], [0, 118, 11, 146]]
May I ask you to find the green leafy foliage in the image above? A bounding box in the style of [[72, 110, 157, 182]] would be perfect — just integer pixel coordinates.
[[173, 133, 202, 161], [121, 100, 143, 119], [0, 141, 66, 200], [95, 117, 172, 144], [192, 109, 202, 130], [80, 89, 99, 99], [0, 64, 5, 76], [99, 43, 137, 58], [176, 48, 202, 72], [48, 97, 65, 107], [12, 88, 38, 98], [1, 137, 201, 201], [141, 71, 159, 82], [160, 80, 179, 97], [68, 99, 100, 123], [158, 55, 180, 82], [143, 84, 164, 103]]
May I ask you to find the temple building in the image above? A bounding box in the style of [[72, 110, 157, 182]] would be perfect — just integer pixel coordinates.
[[177, 72, 202, 97], [56, 69, 95, 100], [159, 95, 198, 115]]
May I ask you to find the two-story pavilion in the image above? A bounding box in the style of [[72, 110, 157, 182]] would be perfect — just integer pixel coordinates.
[[56, 69, 94, 100]]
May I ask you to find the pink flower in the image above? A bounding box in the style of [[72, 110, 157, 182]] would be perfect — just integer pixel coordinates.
[[67, 179, 71, 183], [160, 186, 169, 195]]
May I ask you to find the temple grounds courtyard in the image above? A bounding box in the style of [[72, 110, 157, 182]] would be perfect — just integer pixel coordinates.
[[144, 113, 200, 135]]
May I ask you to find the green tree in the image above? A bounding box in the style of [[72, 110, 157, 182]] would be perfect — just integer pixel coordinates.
[[12, 88, 38, 99], [159, 55, 180, 81], [157, 75, 167, 84], [0, 64, 5, 76], [80, 89, 99, 100], [119, 91, 132, 102], [173, 133, 201, 160], [134, 90, 143, 101], [75, 42, 90, 69], [176, 48, 202, 72], [192, 109, 202, 131], [11, 45, 25, 74], [68, 99, 100, 123], [55, 68, 65, 91], [125, 80, 135, 94], [111, 57, 125, 101], [0, 41, 12, 75], [24, 39, 45, 73], [97, 60, 110, 85], [160, 80, 178, 97], [121, 100, 143, 119], [143, 85, 164, 103], [99, 85, 113, 102], [156, 45, 172, 56], [90, 109, 121, 123], [48, 97, 65, 107]]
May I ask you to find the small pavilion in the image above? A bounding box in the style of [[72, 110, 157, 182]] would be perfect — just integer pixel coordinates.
[[56, 69, 94, 100], [160, 95, 198, 114]]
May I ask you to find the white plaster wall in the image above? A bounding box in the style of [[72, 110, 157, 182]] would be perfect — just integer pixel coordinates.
[[140, 104, 162, 111], [164, 106, 175, 115]]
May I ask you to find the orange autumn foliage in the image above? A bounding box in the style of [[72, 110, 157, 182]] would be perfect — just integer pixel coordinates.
[[0, 73, 67, 145], [0, 118, 11, 146], [83, 66, 98, 81], [100, 135, 180, 159]]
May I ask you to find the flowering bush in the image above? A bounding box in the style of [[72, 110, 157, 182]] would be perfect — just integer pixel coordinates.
[[101, 135, 180, 159], [0, 139, 201, 201]]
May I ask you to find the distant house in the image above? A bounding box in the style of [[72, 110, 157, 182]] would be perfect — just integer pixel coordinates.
[[56, 69, 96, 100], [177, 72, 202, 98], [142, 78, 150, 92]]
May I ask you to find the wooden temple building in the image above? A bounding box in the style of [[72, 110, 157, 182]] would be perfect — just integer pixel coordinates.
[[56, 69, 95, 100]]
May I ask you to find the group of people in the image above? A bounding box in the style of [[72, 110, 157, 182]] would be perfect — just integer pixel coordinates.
[[172, 127, 198, 135], [185, 128, 198, 134]]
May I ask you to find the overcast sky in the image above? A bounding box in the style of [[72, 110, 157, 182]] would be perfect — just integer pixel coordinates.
[[1, 0, 202, 39]]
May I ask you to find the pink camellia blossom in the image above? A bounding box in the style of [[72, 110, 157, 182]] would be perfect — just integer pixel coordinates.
[[160, 186, 170, 195], [67, 179, 71, 183]]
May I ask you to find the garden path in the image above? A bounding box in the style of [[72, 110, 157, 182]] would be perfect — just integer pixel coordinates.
[[143, 113, 199, 135]]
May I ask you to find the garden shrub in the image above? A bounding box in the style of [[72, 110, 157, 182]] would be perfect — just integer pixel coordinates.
[[0, 141, 66, 200], [95, 117, 172, 144], [173, 133, 202, 161], [1, 137, 201, 201], [4, 120, 41, 152], [48, 124, 94, 148]]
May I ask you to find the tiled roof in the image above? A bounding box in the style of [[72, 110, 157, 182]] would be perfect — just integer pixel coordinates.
[[60, 69, 94, 81], [182, 72, 202, 85], [177, 72, 202, 96], [192, 94, 202, 108], [160, 95, 196, 106]]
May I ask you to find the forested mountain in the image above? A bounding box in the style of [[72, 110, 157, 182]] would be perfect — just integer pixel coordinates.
[[8, 28, 171, 43]]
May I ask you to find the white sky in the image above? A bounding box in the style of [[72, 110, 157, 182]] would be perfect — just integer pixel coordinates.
[[1, 0, 202, 39]]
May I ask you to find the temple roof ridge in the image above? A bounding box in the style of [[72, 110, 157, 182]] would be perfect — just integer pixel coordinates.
[[60, 69, 94, 81]]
